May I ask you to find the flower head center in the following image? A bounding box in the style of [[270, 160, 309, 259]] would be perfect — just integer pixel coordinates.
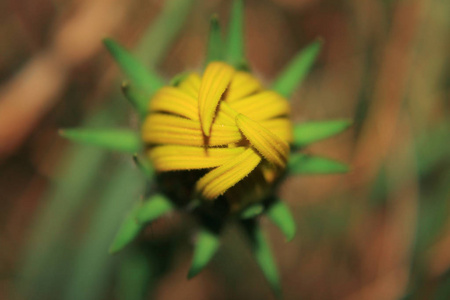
[[142, 62, 292, 207]]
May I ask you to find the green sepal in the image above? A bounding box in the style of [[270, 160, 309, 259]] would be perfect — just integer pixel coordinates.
[[132, 154, 155, 180], [187, 229, 221, 279], [103, 38, 164, 99], [59, 129, 142, 153], [288, 153, 349, 174], [225, 0, 248, 70], [121, 80, 148, 119], [205, 14, 224, 65], [240, 204, 264, 219], [272, 39, 322, 98], [266, 200, 296, 241], [169, 72, 189, 87], [293, 119, 352, 147], [109, 194, 173, 254], [243, 221, 282, 298], [135, 194, 174, 225], [109, 202, 142, 254]]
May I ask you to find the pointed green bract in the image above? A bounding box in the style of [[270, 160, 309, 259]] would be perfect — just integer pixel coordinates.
[[135, 194, 174, 224], [293, 119, 352, 147], [240, 204, 264, 219], [121, 80, 149, 119], [59, 129, 141, 153], [132, 155, 155, 180], [109, 194, 173, 254], [225, 0, 247, 70], [103, 38, 164, 98], [244, 222, 282, 298], [206, 15, 224, 65], [288, 153, 349, 174], [109, 202, 142, 254], [188, 229, 221, 278], [272, 39, 322, 98], [266, 200, 296, 241]]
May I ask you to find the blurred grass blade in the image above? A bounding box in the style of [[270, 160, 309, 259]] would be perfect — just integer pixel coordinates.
[[293, 119, 352, 147], [226, 0, 247, 70], [243, 221, 282, 298], [64, 161, 145, 300], [205, 15, 224, 65], [272, 40, 322, 98], [135, 194, 174, 224], [104, 38, 164, 98], [135, 0, 195, 68], [266, 200, 296, 241], [240, 204, 264, 219], [121, 80, 149, 118], [288, 153, 349, 174], [132, 154, 155, 180], [117, 249, 152, 300], [60, 128, 141, 153], [109, 202, 143, 254], [188, 229, 221, 278]]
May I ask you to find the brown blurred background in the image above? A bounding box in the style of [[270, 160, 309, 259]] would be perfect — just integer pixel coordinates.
[[1, 0, 449, 299]]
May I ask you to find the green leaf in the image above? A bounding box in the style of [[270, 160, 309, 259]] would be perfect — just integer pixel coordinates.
[[103, 38, 164, 98], [225, 0, 247, 70], [243, 221, 282, 298], [188, 229, 221, 278], [132, 154, 154, 180], [266, 200, 296, 241], [109, 202, 142, 254], [134, 0, 195, 68], [59, 129, 141, 153], [135, 194, 174, 225], [288, 153, 349, 174], [240, 204, 264, 219], [121, 80, 149, 119], [293, 119, 352, 147], [272, 39, 322, 98], [205, 15, 224, 65]]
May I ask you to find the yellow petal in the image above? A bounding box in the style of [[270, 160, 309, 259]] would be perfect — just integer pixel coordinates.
[[226, 71, 263, 102], [178, 73, 201, 98], [150, 87, 198, 120], [229, 91, 290, 121], [236, 114, 289, 168], [198, 62, 235, 136], [260, 118, 293, 143], [149, 145, 246, 171], [142, 114, 242, 146], [196, 147, 262, 199], [215, 102, 239, 126]]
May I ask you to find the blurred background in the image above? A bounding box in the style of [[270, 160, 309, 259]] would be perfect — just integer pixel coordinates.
[[0, 0, 449, 299]]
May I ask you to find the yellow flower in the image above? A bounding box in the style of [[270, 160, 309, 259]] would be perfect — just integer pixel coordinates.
[[141, 62, 292, 209]]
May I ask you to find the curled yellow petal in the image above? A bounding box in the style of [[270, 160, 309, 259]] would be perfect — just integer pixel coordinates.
[[260, 118, 293, 143], [149, 145, 246, 171], [229, 91, 290, 121], [142, 114, 242, 146], [236, 114, 289, 168], [150, 87, 198, 120], [178, 73, 201, 98], [196, 147, 262, 200], [226, 71, 262, 102], [198, 62, 235, 136]]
